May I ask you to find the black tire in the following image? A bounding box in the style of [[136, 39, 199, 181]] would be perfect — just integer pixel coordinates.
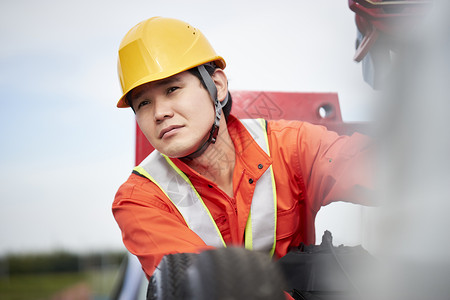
[[146, 252, 198, 300], [186, 247, 287, 300]]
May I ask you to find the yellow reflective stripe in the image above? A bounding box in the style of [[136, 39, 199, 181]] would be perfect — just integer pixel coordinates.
[[162, 155, 227, 248], [258, 119, 277, 257], [244, 210, 253, 250]]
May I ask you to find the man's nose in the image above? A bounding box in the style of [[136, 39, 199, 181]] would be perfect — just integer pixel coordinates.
[[154, 100, 174, 122]]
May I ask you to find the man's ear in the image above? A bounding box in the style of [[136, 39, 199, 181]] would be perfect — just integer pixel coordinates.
[[211, 69, 228, 103]]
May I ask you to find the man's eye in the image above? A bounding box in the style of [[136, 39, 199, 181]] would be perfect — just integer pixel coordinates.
[[137, 100, 150, 110], [167, 86, 179, 94]]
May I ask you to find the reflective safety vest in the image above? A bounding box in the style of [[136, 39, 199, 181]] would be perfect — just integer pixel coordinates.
[[133, 119, 277, 255]]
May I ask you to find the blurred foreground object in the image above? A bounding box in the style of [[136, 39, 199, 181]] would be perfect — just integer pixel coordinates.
[[348, 0, 433, 89], [113, 232, 381, 300], [147, 247, 287, 300], [367, 1, 450, 299], [278, 230, 381, 300]]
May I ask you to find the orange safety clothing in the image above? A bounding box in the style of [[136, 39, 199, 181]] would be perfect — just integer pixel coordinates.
[[133, 118, 278, 254], [112, 115, 373, 278]]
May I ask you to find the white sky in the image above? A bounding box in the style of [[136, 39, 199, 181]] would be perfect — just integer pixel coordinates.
[[0, 0, 377, 254]]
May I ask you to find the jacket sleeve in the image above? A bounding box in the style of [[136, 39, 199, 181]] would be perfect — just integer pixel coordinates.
[[296, 122, 375, 213], [112, 173, 214, 278]]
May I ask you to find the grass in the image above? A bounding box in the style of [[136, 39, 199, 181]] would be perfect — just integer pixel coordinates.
[[0, 268, 120, 300]]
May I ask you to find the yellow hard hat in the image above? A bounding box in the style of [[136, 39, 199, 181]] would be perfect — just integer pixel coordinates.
[[116, 17, 226, 108]]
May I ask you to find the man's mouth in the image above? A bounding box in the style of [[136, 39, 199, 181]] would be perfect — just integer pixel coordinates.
[[159, 125, 183, 139]]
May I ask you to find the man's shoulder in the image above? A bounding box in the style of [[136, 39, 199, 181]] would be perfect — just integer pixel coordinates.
[[266, 118, 303, 128], [113, 171, 171, 210], [266, 119, 332, 138], [115, 172, 155, 199]]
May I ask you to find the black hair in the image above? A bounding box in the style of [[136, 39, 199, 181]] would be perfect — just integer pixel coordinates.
[[125, 92, 134, 111], [188, 64, 233, 121]]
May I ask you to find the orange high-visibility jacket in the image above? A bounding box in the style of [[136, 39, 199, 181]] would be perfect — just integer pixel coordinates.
[[112, 115, 374, 278]]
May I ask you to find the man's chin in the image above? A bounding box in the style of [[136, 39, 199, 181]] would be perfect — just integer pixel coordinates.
[[160, 145, 198, 159]]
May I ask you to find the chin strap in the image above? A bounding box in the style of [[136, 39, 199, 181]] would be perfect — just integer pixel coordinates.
[[182, 64, 228, 160]]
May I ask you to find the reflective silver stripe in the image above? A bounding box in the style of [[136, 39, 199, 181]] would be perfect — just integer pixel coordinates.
[[134, 119, 276, 252], [241, 119, 277, 253], [135, 151, 225, 247]]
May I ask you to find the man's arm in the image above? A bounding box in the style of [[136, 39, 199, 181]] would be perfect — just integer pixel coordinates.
[[296, 122, 374, 212], [112, 173, 214, 278]]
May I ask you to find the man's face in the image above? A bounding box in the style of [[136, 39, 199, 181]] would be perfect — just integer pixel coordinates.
[[130, 71, 215, 158]]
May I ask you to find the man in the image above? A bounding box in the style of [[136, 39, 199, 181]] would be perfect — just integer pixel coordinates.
[[112, 16, 373, 279]]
